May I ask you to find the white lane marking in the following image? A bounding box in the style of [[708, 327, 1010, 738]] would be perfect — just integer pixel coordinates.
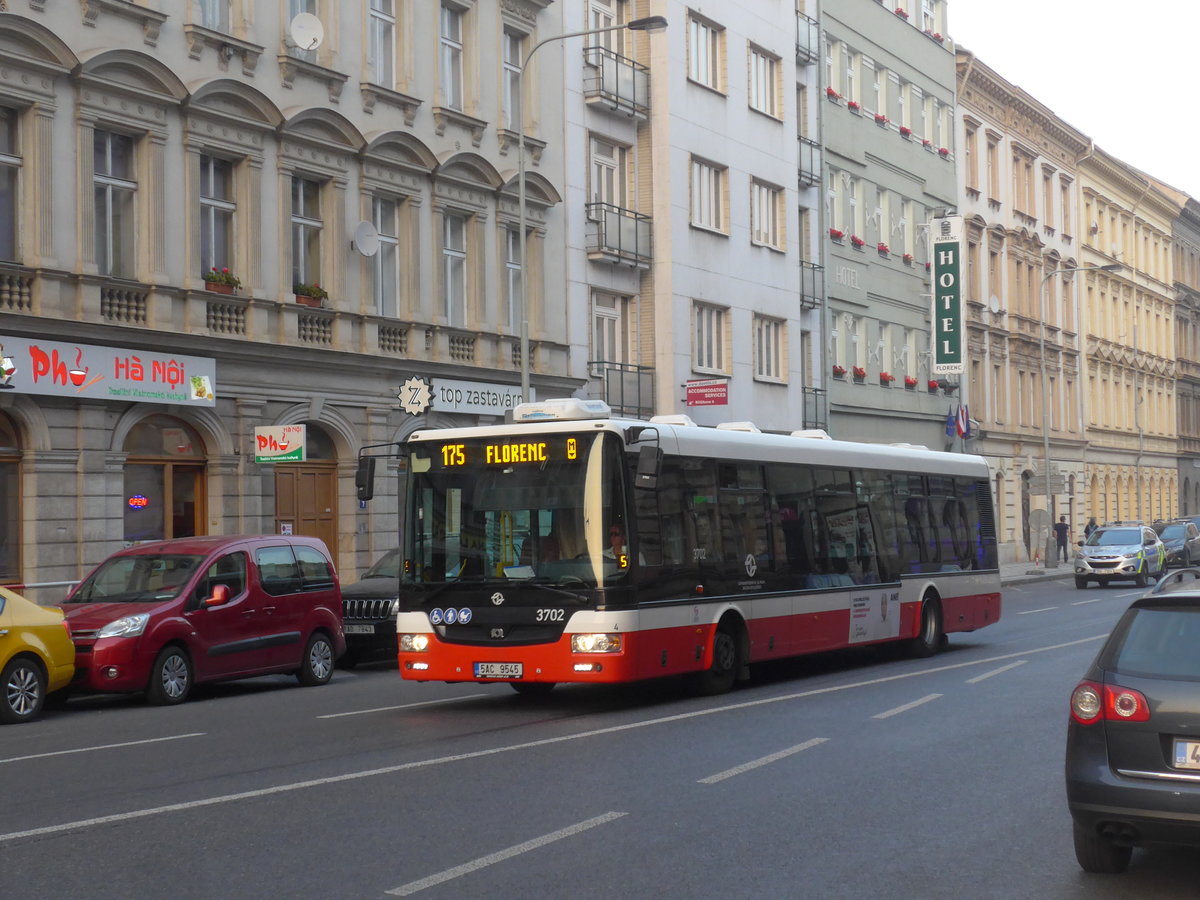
[[0, 733, 206, 765], [966, 660, 1026, 684], [385, 812, 627, 896], [873, 693, 942, 719], [317, 694, 489, 719], [1017, 606, 1057, 615], [0, 633, 1107, 844], [1071, 599, 1103, 606], [698, 738, 828, 784]]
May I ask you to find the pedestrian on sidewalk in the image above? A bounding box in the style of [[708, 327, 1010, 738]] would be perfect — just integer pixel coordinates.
[[1054, 515, 1071, 562], [1084, 517, 1098, 539]]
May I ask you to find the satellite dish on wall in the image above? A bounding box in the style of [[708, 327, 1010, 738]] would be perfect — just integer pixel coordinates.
[[352, 220, 380, 257], [288, 13, 325, 51], [988, 295, 1002, 314]]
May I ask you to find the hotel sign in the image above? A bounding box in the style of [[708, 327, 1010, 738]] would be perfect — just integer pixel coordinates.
[[931, 216, 964, 376], [0, 336, 216, 406]]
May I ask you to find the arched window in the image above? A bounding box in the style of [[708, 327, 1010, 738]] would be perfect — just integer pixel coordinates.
[[0, 413, 20, 582], [123, 415, 206, 543]]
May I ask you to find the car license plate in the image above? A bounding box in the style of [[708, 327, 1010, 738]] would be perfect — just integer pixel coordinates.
[[1174, 739, 1200, 770], [474, 662, 523, 678], [344, 624, 375, 635]]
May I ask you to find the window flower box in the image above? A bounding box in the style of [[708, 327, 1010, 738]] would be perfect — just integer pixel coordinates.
[[925, 262, 932, 271], [203, 267, 240, 294], [927, 379, 940, 393], [874, 113, 888, 126], [924, 30, 944, 43], [921, 138, 933, 149], [938, 147, 950, 157], [902, 253, 914, 265], [877, 242, 890, 255], [904, 376, 918, 389], [293, 282, 329, 307], [847, 100, 861, 113], [850, 235, 865, 249], [894, 7, 909, 19], [829, 227, 845, 242], [879, 372, 896, 385], [852, 366, 867, 383], [826, 86, 841, 101], [832, 364, 847, 378], [899, 125, 912, 138]]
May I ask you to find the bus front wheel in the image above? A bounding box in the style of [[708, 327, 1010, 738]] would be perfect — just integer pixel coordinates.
[[696, 623, 741, 695], [908, 596, 944, 659]]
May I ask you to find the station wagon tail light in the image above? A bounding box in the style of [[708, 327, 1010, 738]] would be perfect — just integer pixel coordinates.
[[571, 633, 622, 653], [1071, 680, 1150, 725], [399, 633, 429, 652]]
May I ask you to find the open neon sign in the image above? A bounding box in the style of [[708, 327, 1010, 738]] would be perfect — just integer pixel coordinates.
[[127, 495, 150, 509]]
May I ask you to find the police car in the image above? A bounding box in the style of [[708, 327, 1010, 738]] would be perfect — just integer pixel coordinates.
[[1074, 523, 1166, 589]]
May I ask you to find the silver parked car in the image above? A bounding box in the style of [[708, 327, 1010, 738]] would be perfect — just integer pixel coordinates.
[[1074, 524, 1166, 589]]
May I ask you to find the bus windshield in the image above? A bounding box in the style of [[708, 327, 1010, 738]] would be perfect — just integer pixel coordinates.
[[403, 430, 630, 589]]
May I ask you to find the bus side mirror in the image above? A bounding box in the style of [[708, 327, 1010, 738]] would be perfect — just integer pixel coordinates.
[[356, 456, 376, 502], [635, 446, 662, 490]]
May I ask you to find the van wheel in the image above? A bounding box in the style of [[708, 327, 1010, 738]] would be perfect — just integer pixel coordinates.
[[908, 596, 944, 658], [0, 656, 46, 723], [297, 633, 334, 686], [1072, 822, 1132, 874], [1075, 576, 1088, 589], [147, 646, 192, 705], [696, 623, 740, 695]]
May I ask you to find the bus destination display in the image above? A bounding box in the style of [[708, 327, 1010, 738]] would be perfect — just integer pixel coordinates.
[[436, 436, 579, 468]]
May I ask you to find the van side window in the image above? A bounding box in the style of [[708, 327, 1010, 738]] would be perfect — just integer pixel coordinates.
[[192, 552, 247, 606], [254, 546, 301, 596], [295, 545, 335, 589]]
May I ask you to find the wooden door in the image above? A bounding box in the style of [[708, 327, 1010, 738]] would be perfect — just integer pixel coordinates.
[[275, 464, 337, 551]]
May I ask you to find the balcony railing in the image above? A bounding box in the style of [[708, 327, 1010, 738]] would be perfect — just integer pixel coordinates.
[[798, 136, 821, 187], [583, 46, 650, 119], [796, 13, 819, 65], [799, 260, 824, 309], [590, 360, 655, 419], [585, 201, 652, 268], [802, 386, 828, 431]]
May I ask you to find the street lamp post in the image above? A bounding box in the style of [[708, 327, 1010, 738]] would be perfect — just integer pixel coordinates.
[[516, 15, 667, 403], [1039, 262, 1121, 568]]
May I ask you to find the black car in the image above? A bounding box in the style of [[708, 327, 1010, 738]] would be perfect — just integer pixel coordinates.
[[340, 548, 400, 667], [1153, 520, 1200, 568], [1065, 569, 1200, 873]]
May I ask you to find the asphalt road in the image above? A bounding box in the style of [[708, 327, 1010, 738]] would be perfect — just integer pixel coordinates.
[[2, 576, 1198, 899]]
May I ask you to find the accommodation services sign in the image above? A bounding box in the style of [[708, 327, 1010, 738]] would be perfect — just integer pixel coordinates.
[[0, 336, 216, 406], [931, 215, 964, 376]]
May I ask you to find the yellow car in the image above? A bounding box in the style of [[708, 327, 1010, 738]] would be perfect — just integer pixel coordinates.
[[0, 585, 75, 723]]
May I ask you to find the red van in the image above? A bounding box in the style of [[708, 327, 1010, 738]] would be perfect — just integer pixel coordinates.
[[61, 535, 345, 705]]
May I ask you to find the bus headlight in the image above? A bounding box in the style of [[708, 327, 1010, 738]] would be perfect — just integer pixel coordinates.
[[571, 633, 621, 653], [399, 633, 430, 652]]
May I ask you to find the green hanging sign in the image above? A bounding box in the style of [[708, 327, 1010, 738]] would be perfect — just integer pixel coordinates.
[[931, 216, 964, 376]]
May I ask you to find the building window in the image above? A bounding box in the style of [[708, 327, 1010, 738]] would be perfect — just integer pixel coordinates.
[[443, 213, 467, 327], [751, 180, 782, 249], [590, 136, 627, 208], [94, 129, 136, 278], [290, 175, 322, 289], [373, 195, 400, 318], [754, 316, 784, 381], [504, 226, 521, 333], [196, 0, 230, 31], [287, 0, 318, 59], [592, 291, 628, 371], [122, 415, 206, 544], [748, 46, 779, 117], [688, 14, 722, 91], [694, 302, 727, 373], [1060, 176, 1073, 235], [0, 412, 20, 583], [0, 107, 19, 263], [440, 4, 464, 111], [199, 154, 234, 280], [368, 0, 395, 87], [587, 0, 626, 52], [502, 29, 523, 132], [690, 157, 725, 232]]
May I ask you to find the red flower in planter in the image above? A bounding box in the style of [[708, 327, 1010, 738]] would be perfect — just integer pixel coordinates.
[[928, 379, 940, 391], [852, 366, 867, 379], [894, 7, 909, 19], [850, 235, 866, 248], [899, 125, 912, 137], [847, 100, 861, 111], [902, 252, 914, 264], [829, 227, 845, 240], [832, 364, 847, 377], [922, 138, 933, 148], [874, 113, 889, 125], [826, 86, 840, 100], [938, 147, 950, 156], [880, 372, 896, 384], [877, 242, 890, 254], [904, 376, 918, 387]]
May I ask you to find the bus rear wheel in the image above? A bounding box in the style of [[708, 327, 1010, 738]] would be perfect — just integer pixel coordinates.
[[696, 623, 741, 695], [907, 596, 944, 659]]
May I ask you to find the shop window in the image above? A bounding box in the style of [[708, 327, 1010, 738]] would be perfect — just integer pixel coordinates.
[[0, 413, 20, 583], [123, 415, 206, 544]]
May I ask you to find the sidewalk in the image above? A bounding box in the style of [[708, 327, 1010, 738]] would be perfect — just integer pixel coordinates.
[[1000, 558, 1073, 587]]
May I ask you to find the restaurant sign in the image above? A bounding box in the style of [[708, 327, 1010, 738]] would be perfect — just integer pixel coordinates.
[[0, 336, 216, 406]]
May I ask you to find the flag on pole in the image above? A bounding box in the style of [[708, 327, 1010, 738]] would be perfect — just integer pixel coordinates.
[[945, 406, 956, 438], [956, 404, 970, 438]]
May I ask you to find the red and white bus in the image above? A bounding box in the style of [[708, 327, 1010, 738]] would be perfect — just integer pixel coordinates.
[[383, 398, 1000, 695]]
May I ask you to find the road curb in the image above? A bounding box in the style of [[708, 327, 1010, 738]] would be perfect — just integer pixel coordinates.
[[1001, 571, 1071, 587]]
